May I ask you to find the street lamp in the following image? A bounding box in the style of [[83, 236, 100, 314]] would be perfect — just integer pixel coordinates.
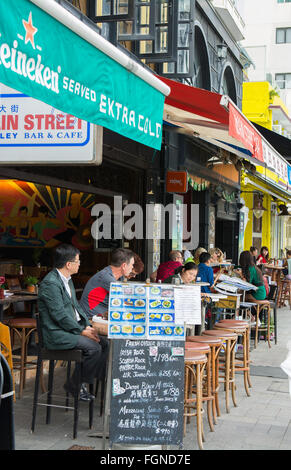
[[217, 44, 228, 60], [251, 193, 267, 219]]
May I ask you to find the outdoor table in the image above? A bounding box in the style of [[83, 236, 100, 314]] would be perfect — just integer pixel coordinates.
[[0, 292, 38, 354], [198, 293, 228, 334], [262, 264, 285, 283], [0, 293, 38, 323], [210, 263, 235, 269]]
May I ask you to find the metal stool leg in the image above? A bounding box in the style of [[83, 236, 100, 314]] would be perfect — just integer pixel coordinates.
[[73, 363, 81, 439], [31, 354, 42, 432], [46, 360, 55, 425]]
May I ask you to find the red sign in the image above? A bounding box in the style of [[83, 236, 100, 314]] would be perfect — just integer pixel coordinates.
[[166, 171, 188, 193], [229, 102, 264, 163]]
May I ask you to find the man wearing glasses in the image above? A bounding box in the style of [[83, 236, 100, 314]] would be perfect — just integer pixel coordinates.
[[38, 243, 108, 401]]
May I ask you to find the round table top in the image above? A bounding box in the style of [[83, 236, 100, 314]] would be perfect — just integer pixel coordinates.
[[264, 264, 285, 270]]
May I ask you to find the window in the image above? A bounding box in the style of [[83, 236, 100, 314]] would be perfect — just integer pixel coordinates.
[[192, 25, 211, 90], [278, 0, 291, 3], [158, 0, 195, 78], [276, 27, 291, 43], [117, 1, 155, 41], [135, 0, 177, 59], [221, 66, 237, 104], [275, 73, 291, 88], [88, 0, 134, 22]]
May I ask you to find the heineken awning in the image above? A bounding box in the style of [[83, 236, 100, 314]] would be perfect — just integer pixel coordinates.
[[0, 0, 170, 150]]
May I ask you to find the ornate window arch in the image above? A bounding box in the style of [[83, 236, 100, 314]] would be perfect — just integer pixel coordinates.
[[219, 63, 237, 104], [193, 22, 211, 91]]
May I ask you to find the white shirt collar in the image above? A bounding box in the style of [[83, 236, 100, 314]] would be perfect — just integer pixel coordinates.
[[56, 269, 71, 284]]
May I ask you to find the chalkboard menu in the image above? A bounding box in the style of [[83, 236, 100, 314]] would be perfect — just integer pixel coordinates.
[[109, 339, 184, 447]]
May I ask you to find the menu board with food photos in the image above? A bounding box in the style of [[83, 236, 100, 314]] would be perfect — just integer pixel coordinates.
[[108, 282, 185, 341]]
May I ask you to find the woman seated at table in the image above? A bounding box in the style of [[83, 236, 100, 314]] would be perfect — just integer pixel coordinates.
[[193, 247, 207, 265], [209, 247, 224, 276], [163, 262, 198, 285], [256, 246, 270, 266], [239, 251, 266, 302]]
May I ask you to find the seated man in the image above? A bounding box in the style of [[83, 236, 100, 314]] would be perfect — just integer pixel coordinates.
[[80, 248, 135, 319], [38, 243, 108, 401], [155, 250, 183, 283], [197, 252, 215, 293]]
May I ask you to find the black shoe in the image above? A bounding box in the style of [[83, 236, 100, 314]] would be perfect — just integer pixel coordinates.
[[79, 384, 95, 402], [64, 382, 95, 402]]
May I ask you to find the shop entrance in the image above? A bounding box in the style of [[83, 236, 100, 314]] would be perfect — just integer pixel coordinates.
[[215, 218, 238, 262]]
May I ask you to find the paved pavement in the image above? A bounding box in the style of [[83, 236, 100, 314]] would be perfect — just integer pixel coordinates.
[[10, 306, 291, 451]]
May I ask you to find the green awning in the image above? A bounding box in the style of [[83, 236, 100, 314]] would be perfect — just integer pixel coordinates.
[[0, 0, 170, 150]]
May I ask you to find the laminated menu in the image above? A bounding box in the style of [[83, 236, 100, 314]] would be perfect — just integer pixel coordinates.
[[174, 285, 201, 325], [108, 282, 186, 341]]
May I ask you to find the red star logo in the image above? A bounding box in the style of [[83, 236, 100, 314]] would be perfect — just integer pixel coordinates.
[[22, 12, 38, 49]]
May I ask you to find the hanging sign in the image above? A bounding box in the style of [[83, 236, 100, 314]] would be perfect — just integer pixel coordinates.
[[0, 0, 166, 150], [229, 102, 264, 163], [0, 83, 102, 163], [166, 171, 188, 193]]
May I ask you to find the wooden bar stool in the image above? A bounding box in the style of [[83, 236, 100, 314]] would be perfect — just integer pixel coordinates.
[[186, 335, 223, 424], [7, 317, 37, 399], [214, 320, 251, 397], [184, 350, 207, 450], [279, 280, 291, 308], [185, 342, 213, 433], [253, 302, 271, 349], [202, 329, 238, 414]]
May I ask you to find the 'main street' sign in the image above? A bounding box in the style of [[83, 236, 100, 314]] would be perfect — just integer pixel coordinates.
[[0, 0, 166, 150]]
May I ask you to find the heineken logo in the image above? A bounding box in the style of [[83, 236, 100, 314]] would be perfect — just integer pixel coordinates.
[[22, 12, 38, 49], [0, 11, 60, 94], [0, 0, 165, 150]]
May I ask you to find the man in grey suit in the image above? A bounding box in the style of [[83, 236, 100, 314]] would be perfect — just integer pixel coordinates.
[[38, 244, 108, 401]]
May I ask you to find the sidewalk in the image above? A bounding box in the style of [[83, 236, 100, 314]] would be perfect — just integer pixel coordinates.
[[12, 306, 291, 451]]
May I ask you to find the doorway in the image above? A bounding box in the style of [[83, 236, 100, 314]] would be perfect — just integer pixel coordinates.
[[215, 219, 238, 262]]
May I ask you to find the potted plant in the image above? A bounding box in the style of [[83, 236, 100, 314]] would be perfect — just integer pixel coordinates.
[[0, 276, 5, 299], [25, 276, 39, 293]]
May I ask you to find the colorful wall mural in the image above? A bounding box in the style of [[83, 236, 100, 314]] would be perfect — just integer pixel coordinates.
[[0, 180, 96, 250]]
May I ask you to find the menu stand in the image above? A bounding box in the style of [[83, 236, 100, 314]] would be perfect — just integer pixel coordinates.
[[87, 340, 112, 446]]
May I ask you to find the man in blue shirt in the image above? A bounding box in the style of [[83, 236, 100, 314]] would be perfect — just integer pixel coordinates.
[[197, 252, 214, 293]]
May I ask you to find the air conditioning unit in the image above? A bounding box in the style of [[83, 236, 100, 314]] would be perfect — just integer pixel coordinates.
[[273, 124, 282, 135]]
